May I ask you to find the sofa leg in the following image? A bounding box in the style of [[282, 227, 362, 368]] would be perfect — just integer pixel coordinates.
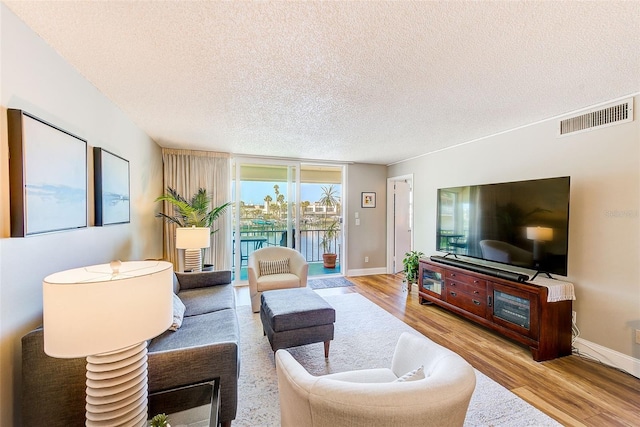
[[324, 340, 331, 358], [220, 421, 231, 427]]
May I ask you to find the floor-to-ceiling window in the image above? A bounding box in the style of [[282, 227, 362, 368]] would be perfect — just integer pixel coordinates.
[[231, 159, 344, 282]]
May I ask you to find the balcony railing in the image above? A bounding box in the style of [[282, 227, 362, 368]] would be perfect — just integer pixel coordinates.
[[232, 228, 341, 266]]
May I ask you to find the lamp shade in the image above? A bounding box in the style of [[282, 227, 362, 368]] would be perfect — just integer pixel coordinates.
[[43, 260, 173, 358], [526, 226, 554, 242], [175, 226, 210, 249]]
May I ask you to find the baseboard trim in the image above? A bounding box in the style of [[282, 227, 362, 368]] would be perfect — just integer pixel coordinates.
[[346, 267, 387, 276], [573, 337, 640, 379]]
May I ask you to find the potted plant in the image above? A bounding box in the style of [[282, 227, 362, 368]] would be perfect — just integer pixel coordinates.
[[402, 250, 425, 287], [317, 185, 340, 268], [149, 413, 170, 427], [156, 187, 231, 270], [320, 220, 339, 268]]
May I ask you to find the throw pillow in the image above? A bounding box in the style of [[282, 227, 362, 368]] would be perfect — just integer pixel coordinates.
[[259, 258, 290, 276], [169, 293, 186, 331], [394, 365, 425, 382]]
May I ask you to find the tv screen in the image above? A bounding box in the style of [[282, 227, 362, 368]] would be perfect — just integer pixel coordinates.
[[436, 176, 570, 276]]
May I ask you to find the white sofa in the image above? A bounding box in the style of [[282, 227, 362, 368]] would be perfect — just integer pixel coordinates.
[[275, 332, 476, 427], [248, 246, 309, 312]]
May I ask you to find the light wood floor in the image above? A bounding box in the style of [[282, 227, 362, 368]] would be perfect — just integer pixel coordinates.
[[236, 274, 640, 426]]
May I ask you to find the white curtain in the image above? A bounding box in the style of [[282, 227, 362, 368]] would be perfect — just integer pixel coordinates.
[[160, 148, 231, 271]]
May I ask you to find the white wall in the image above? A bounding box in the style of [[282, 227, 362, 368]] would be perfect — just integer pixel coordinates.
[[0, 5, 164, 425], [388, 96, 640, 369]]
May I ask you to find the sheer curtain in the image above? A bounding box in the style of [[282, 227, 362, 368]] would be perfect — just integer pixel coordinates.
[[161, 148, 231, 271]]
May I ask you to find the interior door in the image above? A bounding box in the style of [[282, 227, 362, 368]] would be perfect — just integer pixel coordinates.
[[394, 180, 411, 273]]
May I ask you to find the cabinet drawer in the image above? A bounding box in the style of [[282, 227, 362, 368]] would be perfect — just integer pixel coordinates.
[[445, 270, 486, 288], [446, 279, 486, 298], [446, 289, 486, 317]]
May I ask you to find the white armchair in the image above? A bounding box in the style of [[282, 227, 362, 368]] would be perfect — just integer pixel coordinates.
[[248, 246, 309, 312], [275, 332, 476, 427]]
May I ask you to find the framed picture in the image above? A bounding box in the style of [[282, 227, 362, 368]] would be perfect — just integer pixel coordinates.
[[361, 192, 376, 208], [94, 147, 130, 226], [7, 109, 87, 237]]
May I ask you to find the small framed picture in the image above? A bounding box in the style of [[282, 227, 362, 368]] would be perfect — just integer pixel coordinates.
[[361, 192, 376, 208]]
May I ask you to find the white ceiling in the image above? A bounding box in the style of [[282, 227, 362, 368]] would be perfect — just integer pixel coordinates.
[[4, 1, 640, 165]]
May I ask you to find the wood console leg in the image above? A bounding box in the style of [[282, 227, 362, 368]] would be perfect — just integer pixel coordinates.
[[324, 340, 330, 358], [220, 421, 231, 427]]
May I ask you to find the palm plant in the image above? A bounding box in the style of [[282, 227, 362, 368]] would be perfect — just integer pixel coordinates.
[[156, 187, 231, 270], [317, 185, 339, 227], [155, 187, 230, 231]]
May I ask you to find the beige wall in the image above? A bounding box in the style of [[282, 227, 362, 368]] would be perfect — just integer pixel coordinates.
[[0, 5, 163, 425], [345, 163, 388, 274], [388, 96, 640, 363]]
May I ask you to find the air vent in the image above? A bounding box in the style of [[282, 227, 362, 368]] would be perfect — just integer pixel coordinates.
[[558, 98, 633, 136]]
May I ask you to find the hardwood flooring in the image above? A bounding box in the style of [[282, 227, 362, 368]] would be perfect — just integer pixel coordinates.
[[235, 274, 640, 426]]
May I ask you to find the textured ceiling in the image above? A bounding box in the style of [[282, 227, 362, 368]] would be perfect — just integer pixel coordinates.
[[4, 1, 640, 165]]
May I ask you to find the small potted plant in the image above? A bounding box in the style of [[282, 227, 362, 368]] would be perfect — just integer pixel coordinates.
[[402, 250, 425, 288], [150, 413, 170, 427]]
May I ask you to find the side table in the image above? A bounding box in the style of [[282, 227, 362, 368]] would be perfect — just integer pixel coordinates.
[[149, 378, 220, 427]]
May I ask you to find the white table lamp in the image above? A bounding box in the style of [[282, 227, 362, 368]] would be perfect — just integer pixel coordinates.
[[175, 226, 210, 272], [43, 260, 173, 427]]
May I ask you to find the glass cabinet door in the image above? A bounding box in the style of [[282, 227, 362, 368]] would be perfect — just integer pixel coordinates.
[[418, 262, 445, 300], [489, 282, 539, 338]]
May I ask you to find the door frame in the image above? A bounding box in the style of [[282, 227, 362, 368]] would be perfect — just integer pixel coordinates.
[[386, 174, 414, 274]]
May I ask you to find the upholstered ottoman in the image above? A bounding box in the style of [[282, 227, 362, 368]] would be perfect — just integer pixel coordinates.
[[260, 287, 336, 357]]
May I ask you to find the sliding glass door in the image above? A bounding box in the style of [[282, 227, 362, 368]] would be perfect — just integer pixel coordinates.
[[232, 159, 343, 282]]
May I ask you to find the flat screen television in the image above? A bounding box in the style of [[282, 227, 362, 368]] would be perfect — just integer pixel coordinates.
[[436, 176, 570, 276]]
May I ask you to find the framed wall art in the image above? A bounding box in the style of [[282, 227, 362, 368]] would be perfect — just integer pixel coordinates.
[[7, 109, 87, 237], [361, 192, 376, 208], [94, 147, 130, 226]]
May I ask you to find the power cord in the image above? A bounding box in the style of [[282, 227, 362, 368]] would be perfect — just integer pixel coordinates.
[[571, 319, 634, 377]]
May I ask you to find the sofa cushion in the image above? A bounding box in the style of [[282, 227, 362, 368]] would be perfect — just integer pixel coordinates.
[[175, 270, 232, 291], [170, 293, 186, 331], [179, 283, 235, 317], [256, 273, 301, 292], [259, 258, 290, 276], [394, 365, 425, 382]]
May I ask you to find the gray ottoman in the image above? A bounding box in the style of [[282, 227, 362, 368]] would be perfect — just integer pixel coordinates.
[[260, 287, 336, 357]]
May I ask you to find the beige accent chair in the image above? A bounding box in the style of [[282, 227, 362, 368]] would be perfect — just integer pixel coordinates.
[[248, 246, 309, 312], [275, 332, 476, 427]]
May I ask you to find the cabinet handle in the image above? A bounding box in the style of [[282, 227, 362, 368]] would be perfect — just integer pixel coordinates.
[[488, 296, 493, 307], [473, 290, 479, 294], [474, 280, 479, 284], [473, 299, 481, 305], [450, 273, 456, 277], [450, 282, 456, 287], [450, 291, 457, 297]]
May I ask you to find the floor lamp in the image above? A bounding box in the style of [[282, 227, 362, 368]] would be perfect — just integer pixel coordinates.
[[175, 226, 210, 272], [43, 260, 173, 427]]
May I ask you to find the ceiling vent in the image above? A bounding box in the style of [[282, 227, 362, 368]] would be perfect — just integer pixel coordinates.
[[558, 98, 634, 136]]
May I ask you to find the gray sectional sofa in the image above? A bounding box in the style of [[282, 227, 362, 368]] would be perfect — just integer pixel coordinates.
[[21, 270, 240, 427]]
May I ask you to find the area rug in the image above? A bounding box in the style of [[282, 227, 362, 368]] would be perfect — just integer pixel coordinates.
[[308, 276, 354, 289], [234, 293, 561, 427]]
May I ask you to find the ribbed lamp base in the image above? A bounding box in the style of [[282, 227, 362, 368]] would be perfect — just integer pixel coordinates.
[[85, 341, 149, 427], [184, 248, 203, 272]]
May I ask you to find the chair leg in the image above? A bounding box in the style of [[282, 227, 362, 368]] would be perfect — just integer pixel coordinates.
[[324, 340, 331, 358]]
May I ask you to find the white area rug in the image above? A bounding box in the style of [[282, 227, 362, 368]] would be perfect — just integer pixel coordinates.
[[234, 293, 561, 426]]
